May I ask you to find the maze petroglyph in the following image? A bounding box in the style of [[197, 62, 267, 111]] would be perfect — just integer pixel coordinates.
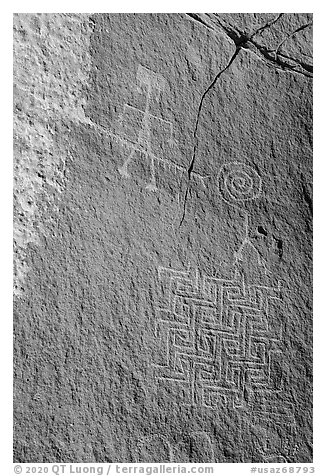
[[153, 263, 284, 409]]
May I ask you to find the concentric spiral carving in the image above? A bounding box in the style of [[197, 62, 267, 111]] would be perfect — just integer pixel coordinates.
[[218, 162, 262, 205]]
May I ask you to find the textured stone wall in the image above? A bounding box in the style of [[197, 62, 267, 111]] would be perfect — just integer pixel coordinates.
[[13, 13, 312, 463]]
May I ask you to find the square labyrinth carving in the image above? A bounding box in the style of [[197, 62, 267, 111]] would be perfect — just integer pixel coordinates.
[[153, 265, 285, 410]]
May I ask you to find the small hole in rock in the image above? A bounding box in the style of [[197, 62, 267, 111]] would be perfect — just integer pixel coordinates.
[[257, 226, 268, 236]]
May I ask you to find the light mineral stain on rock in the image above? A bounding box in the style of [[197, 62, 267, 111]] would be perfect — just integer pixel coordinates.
[[13, 13, 92, 296]]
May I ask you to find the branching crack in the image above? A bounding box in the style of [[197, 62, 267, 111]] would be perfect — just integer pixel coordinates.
[[249, 13, 284, 39], [179, 13, 312, 227], [248, 39, 313, 77], [211, 12, 284, 44], [274, 22, 313, 61], [211, 13, 244, 45], [212, 13, 312, 78]]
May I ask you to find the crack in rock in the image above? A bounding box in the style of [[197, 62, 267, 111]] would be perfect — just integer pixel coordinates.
[[179, 13, 295, 228], [179, 13, 312, 228], [211, 13, 313, 78], [185, 13, 213, 31], [274, 22, 313, 61], [212, 12, 284, 45], [247, 39, 313, 77], [179, 45, 241, 227], [249, 13, 284, 39]]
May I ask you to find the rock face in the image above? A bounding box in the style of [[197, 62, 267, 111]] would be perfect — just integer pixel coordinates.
[[13, 13, 313, 463]]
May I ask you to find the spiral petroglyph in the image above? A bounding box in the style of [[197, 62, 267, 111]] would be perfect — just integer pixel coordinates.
[[218, 162, 262, 206]]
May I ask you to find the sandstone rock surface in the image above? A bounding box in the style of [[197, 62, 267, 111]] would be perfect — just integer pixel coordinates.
[[13, 13, 313, 463]]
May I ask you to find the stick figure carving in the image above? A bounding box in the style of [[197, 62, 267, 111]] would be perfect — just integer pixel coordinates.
[[118, 64, 169, 191], [217, 162, 267, 272]]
